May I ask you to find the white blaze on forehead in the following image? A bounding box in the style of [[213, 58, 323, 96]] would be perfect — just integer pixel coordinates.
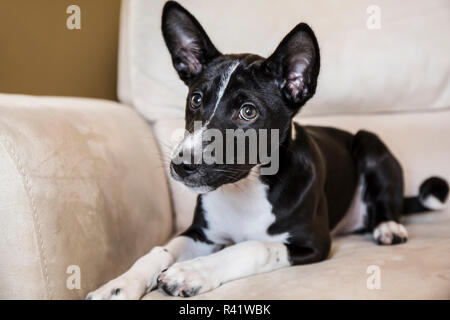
[[209, 61, 240, 122], [175, 61, 240, 161]]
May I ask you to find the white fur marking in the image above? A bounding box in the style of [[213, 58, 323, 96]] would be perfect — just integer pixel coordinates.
[[173, 62, 240, 167], [202, 166, 289, 244], [421, 195, 445, 210], [178, 126, 205, 164], [209, 61, 240, 122], [373, 221, 408, 245], [159, 240, 290, 296], [86, 236, 218, 300]]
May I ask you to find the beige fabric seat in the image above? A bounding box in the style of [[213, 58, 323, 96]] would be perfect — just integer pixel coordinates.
[[145, 211, 450, 300]]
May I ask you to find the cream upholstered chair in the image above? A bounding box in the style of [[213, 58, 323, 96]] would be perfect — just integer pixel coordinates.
[[0, 0, 449, 299], [0, 95, 173, 299]]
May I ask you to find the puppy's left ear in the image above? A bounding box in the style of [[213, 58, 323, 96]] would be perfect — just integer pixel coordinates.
[[263, 23, 320, 109], [162, 1, 221, 85]]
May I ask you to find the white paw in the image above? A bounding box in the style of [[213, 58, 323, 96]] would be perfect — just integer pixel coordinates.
[[373, 221, 408, 245], [85, 275, 148, 300], [157, 259, 219, 297]]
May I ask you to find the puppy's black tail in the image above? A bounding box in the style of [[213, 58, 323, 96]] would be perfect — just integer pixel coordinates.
[[403, 177, 449, 214]]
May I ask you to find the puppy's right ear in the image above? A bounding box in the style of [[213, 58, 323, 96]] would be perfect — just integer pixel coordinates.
[[162, 1, 221, 85]]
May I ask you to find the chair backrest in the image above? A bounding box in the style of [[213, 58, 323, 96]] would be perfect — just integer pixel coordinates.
[[118, 0, 450, 120]]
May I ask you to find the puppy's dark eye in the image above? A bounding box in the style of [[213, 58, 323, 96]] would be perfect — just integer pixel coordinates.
[[190, 93, 202, 109], [239, 104, 258, 121]]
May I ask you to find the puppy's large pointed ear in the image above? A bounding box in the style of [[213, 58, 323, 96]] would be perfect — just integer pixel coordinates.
[[263, 23, 320, 109], [162, 1, 221, 85]]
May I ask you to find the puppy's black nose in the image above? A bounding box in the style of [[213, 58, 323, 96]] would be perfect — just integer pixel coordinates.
[[181, 163, 198, 173], [171, 161, 199, 178]]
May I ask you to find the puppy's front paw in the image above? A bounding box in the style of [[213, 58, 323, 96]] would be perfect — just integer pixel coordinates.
[[85, 276, 147, 300], [373, 221, 408, 245], [157, 259, 219, 297]]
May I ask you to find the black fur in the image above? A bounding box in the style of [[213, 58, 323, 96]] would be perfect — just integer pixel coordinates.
[[161, 1, 448, 266], [181, 197, 215, 244], [403, 177, 449, 214], [162, 1, 220, 85]]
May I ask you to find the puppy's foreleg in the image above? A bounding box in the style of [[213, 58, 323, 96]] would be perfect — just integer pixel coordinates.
[[158, 240, 290, 297], [86, 236, 218, 300]]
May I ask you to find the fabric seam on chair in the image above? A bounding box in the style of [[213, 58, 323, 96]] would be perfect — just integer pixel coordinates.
[[0, 138, 52, 299]]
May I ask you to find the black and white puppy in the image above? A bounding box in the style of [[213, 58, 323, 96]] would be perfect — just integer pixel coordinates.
[[87, 1, 448, 299]]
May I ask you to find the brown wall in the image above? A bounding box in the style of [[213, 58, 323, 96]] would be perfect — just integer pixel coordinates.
[[0, 0, 121, 100]]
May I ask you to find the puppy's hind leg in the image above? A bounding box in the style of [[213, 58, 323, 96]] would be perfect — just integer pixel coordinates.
[[352, 130, 408, 245]]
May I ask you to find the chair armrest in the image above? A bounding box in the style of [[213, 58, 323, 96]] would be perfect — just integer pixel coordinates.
[[0, 94, 173, 299]]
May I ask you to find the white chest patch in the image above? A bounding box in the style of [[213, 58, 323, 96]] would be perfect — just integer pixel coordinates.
[[202, 169, 289, 245]]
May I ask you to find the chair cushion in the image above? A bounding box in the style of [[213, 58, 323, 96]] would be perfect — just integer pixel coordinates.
[[143, 207, 450, 299]]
